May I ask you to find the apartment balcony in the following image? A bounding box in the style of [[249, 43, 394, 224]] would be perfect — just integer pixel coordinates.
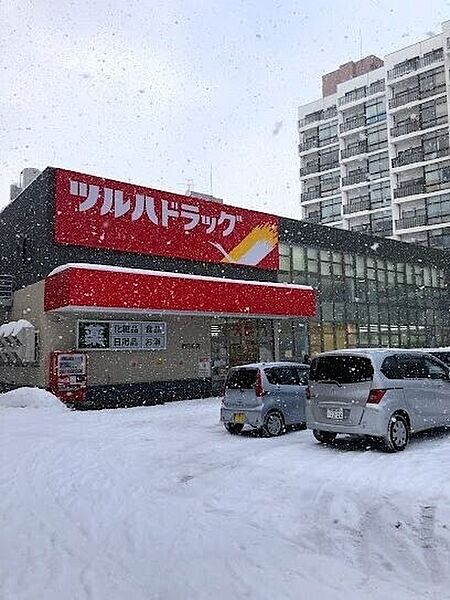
[[371, 220, 393, 236], [387, 50, 444, 81], [300, 163, 320, 177], [390, 120, 421, 138], [341, 141, 368, 159], [298, 136, 338, 153], [392, 146, 448, 168], [395, 214, 428, 229], [339, 115, 366, 133], [393, 179, 425, 198], [300, 161, 339, 177], [304, 212, 321, 224], [338, 81, 385, 106], [342, 171, 368, 187], [301, 187, 321, 202], [392, 148, 424, 168], [388, 83, 446, 109], [343, 197, 371, 214], [298, 107, 337, 129]]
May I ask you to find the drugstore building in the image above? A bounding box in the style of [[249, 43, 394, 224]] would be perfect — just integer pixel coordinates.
[[0, 167, 449, 406]]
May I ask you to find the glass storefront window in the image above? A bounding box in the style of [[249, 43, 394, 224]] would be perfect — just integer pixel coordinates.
[[292, 246, 306, 272]]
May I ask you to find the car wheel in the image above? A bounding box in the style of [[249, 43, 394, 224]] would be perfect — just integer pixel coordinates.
[[263, 411, 285, 437], [383, 413, 409, 452], [224, 422, 244, 435], [313, 429, 337, 444]]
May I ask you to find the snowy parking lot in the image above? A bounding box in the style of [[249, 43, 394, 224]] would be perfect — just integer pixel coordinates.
[[1, 391, 450, 600]]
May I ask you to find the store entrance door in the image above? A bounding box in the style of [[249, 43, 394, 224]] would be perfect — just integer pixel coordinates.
[[210, 318, 275, 394]]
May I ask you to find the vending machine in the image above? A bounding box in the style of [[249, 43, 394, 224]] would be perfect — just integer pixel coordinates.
[[49, 351, 87, 405]]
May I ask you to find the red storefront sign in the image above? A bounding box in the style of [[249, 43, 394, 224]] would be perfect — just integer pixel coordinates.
[[44, 265, 316, 318], [54, 169, 279, 270]]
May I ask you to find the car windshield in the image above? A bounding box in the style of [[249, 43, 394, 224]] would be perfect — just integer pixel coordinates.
[[309, 355, 374, 384]]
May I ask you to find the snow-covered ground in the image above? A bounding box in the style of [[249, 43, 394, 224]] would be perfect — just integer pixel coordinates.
[[1, 391, 450, 600]]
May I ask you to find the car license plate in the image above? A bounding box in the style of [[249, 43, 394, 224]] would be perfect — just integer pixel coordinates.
[[233, 412, 246, 424], [327, 407, 343, 420]]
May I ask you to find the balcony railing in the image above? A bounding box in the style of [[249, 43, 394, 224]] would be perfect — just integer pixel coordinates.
[[390, 120, 421, 137], [393, 146, 448, 168], [301, 161, 340, 176], [387, 50, 444, 80], [393, 179, 425, 198], [392, 148, 424, 168], [395, 214, 428, 229], [341, 141, 368, 159], [298, 139, 318, 153], [338, 81, 385, 106], [298, 136, 339, 153], [343, 197, 371, 214], [301, 188, 321, 202], [342, 171, 368, 187], [372, 219, 393, 235], [300, 163, 319, 176], [298, 107, 337, 128], [389, 88, 420, 109], [339, 115, 366, 133], [389, 83, 447, 110], [304, 212, 321, 223]]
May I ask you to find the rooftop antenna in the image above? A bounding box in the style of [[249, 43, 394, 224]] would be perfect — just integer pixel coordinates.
[[359, 28, 363, 59], [177, 178, 194, 195]]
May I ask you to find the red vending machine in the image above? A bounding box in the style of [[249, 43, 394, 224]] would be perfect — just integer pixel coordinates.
[[49, 351, 87, 405]]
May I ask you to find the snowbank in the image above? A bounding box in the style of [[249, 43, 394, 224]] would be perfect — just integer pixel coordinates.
[[0, 387, 67, 410]]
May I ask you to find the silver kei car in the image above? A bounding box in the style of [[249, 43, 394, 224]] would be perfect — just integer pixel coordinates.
[[306, 349, 450, 452], [220, 362, 309, 436]]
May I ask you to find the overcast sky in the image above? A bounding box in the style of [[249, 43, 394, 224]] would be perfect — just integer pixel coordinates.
[[1, 0, 449, 217]]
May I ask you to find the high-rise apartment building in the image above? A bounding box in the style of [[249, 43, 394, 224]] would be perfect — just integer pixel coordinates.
[[298, 22, 450, 249]]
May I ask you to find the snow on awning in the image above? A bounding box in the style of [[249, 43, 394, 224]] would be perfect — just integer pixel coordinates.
[[44, 263, 316, 318]]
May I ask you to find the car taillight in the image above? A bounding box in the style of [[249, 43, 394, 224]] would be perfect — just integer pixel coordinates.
[[255, 371, 265, 397], [306, 386, 311, 400], [367, 389, 387, 404]]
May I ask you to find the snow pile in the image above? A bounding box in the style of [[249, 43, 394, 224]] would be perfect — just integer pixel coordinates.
[[0, 387, 66, 410], [0, 319, 33, 338]]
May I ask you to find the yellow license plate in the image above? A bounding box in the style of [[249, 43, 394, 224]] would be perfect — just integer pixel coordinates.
[[233, 413, 246, 424]]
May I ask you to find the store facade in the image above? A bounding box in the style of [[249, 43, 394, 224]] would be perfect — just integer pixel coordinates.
[[0, 167, 449, 405]]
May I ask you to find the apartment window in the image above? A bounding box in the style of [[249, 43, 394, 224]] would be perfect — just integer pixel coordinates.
[[401, 202, 426, 220], [318, 122, 337, 143], [427, 194, 450, 224], [367, 126, 387, 150], [370, 181, 391, 208], [320, 172, 339, 195], [371, 211, 391, 233], [365, 98, 386, 125], [420, 97, 447, 127], [429, 228, 450, 249], [419, 67, 445, 94], [368, 153, 389, 178], [320, 148, 339, 168], [321, 197, 341, 222], [424, 161, 450, 190], [423, 132, 449, 159]]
